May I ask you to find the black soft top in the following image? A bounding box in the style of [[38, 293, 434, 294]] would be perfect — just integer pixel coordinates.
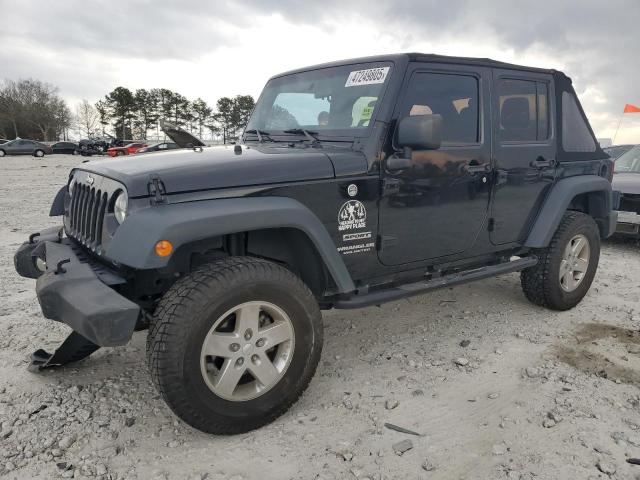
[[276, 52, 563, 78], [274, 53, 606, 163]]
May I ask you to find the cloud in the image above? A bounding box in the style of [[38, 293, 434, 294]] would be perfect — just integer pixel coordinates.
[[1, 0, 639, 141]]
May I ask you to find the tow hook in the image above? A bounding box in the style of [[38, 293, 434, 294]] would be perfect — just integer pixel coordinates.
[[54, 258, 71, 275]]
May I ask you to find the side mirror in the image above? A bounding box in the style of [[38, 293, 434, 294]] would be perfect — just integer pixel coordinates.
[[397, 114, 443, 152]]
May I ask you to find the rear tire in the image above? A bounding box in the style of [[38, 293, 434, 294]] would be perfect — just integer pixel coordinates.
[[0, 149, 5, 157], [147, 256, 323, 434], [34, 149, 44, 157], [521, 211, 600, 310]]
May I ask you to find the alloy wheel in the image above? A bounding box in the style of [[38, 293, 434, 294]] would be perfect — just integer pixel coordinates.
[[200, 301, 295, 402], [559, 233, 590, 292]]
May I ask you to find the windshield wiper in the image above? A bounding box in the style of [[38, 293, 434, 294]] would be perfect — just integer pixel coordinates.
[[283, 128, 321, 145], [244, 129, 273, 143]]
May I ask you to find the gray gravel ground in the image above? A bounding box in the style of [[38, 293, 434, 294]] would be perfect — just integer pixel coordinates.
[[2, 155, 640, 479]]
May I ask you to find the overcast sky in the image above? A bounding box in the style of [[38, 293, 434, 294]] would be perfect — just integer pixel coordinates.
[[1, 0, 639, 143]]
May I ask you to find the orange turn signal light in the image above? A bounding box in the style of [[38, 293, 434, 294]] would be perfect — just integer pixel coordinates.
[[154, 240, 173, 257]]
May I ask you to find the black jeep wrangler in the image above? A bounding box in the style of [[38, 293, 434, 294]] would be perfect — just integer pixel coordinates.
[[14, 53, 616, 434]]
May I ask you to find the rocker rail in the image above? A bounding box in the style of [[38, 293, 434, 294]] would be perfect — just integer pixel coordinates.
[[333, 256, 538, 309]]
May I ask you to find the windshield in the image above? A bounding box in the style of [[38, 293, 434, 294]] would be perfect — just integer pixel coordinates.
[[246, 62, 392, 137], [614, 146, 640, 173], [604, 144, 634, 160]]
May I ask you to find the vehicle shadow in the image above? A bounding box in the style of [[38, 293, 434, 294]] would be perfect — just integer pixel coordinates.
[[605, 235, 640, 250]]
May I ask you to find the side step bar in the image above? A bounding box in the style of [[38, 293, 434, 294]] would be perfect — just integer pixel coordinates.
[[334, 256, 538, 309]]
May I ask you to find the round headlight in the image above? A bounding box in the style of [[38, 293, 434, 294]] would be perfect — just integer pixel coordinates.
[[114, 191, 128, 224]]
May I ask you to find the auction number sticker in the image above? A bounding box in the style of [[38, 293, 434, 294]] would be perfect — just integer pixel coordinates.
[[345, 67, 390, 87]]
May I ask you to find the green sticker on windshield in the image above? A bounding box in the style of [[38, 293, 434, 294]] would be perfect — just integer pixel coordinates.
[[361, 106, 373, 121]]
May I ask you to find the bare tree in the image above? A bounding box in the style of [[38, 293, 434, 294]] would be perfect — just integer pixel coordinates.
[[74, 99, 99, 138], [0, 79, 71, 141], [0, 80, 24, 138]]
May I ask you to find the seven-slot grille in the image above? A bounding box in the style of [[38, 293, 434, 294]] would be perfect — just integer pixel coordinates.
[[68, 183, 108, 249]]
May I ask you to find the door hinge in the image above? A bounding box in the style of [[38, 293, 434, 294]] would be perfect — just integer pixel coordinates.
[[381, 177, 401, 197], [148, 174, 167, 204]]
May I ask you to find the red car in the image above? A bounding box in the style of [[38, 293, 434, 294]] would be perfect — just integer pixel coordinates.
[[106, 142, 147, 157]]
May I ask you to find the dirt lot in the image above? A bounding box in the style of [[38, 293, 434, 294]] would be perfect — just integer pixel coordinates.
[[1, 155, 640, 480]]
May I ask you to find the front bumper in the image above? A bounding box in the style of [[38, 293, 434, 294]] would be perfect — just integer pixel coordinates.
[[14, 230, 140, 347], [614, 210, 640, 236]]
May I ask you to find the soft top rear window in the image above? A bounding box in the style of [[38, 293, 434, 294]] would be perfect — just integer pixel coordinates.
[[562, 92, 596, 153]]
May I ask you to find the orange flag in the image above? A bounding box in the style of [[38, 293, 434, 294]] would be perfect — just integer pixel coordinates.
[[624, 104, 640, 113]]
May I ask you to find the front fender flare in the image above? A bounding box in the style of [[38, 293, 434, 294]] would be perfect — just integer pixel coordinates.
[[525, 175, 614, 248], [49, 185, 67, 216], [106, 196, 356, 294]]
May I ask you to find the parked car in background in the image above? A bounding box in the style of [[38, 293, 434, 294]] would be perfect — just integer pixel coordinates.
[[604, 144, 635, 160], [79, 138, 145, 156], [78, 139, 102, 156], [106, 142, 147, 157], [0, 139, 53, 157], [112, 139, 136, 147], [612, 145, 640, 237], [51, 141, 79, 155], [135, 142, 179, 154]]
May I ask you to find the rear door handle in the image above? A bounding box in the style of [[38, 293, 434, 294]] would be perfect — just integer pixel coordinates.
[[530, 156, 555, 169]]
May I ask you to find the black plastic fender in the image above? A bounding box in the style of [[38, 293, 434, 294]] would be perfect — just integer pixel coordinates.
[[106, 196, 356, 294], [49, 185, 68, 216], [525, 175, 616, 248]]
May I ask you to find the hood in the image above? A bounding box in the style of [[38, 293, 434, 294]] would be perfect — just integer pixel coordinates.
[[160, 119, 206, 148], [76, 145, 337, 197], [612, 172, 640, 195]]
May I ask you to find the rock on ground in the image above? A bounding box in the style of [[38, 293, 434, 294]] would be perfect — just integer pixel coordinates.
[[1, 155, 640, 479]]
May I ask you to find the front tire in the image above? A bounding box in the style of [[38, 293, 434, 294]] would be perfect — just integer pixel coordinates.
[[521, 211, 600, 310], [147, 257, 323, 434], [0, 149, 5, 157], [34, 149, 45, 157]]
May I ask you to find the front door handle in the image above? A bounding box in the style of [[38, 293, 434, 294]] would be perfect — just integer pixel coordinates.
[[530, 156, 555, 169], [464, 160, 491, 174]]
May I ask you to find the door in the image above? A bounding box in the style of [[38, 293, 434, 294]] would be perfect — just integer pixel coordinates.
[[15, 140, 32, 154], [379, 65, 492, 266], [489, 70, 556, 245]]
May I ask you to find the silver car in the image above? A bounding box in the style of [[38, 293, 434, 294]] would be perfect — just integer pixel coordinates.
[[0, 139, 53, 157], [612, 145, 640, 237]]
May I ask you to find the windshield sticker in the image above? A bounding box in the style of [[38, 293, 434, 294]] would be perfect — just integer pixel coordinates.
[[360, 106, 374, 122], [345, 67, 390, 87], [338, 200, 367, 231]]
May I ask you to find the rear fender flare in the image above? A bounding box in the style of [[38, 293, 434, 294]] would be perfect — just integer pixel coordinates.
[[525, 175, 614, 248], [106, 196, 356, 294]]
